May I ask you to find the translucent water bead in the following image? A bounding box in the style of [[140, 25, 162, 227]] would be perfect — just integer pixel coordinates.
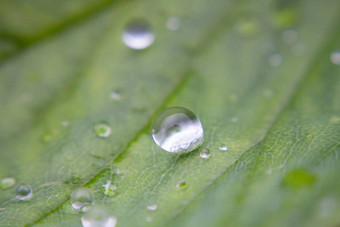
[[152, 107, 204, 153]]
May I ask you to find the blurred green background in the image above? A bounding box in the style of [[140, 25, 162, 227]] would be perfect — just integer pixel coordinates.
[[0, 0, 339, 226]]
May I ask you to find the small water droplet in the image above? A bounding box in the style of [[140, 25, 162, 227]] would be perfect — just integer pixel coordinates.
[[282, 29, 298, 44], [94, 123, 112, 138], [15, 184, 32, 201], [101, 181, 117, 197], [166, 16, 181, 31], [330, 51, 340, 65], [0, 178, 16, 189], [200, 149, 210, 159], [176, 180, 186, 189], [278, 163, 285, 169], [81, 205, 117, 227], [267, 168, 273, 175], [219, 145, 228, 151], [122, 20, 154, 50], [146, 216, 153, 222], [318, 197, 337, 217], [110, 90, 121, 100], [62, 121, 70, 127], [231, 117, 238, 123], [263, 89, 273, 97], [147, 204, 157, 211], [70, 187, 94, 211], [282, 168, 316, 188], [268, 52, 283, 67], [152, 107, 204, 153]]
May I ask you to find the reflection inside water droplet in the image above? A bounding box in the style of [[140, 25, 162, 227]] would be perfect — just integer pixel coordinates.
[[219, 145, 228, 151], [94, 123, 112, 138], [15, 183, 32, 201], [101, 180, 117, 197], [176, 180, 186, 189], [70, 187, 94, 210], [152, 107, 204, 153], [200, 149, 210, 159], [147, 204, 157, 211], [122, 20, 154, 50]]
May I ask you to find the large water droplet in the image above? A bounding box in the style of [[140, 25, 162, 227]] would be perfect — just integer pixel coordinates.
[[101, 180, 117, 197], [166, 16, 181, 31], [81, 205, 117, 227], [15, 184, 32, 201], [94, 123, 112, 138], [200, 149, 210, 159], [122, 20, 154, 50], [0, 178, 15, 189], [219, 145, 228, 151], [330, 51, 340, 65], [147, 204, 157, 211], [152, 107, 204, 153], [70, 187, 94, 210]]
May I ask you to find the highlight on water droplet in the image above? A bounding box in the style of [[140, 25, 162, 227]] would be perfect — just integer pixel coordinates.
[[152, 107, 204, 153], [15, 183, 32, 201], [200, 149, 210, 159], [122, 19, 154, 50], [330, 51, 340, 65], [81, 205, 117, 227], [94, 123, 112, 138], [101, 180, 117, 197], [219, 145, 228, 151], [166, 16, 181, 31], [268, 52, 283, 67], [147, 204, 158, 211], [110, 90, 121, 100], [176, 180, 187, 189], [0, 178, 16, 189], [70, 187, 94, 211]]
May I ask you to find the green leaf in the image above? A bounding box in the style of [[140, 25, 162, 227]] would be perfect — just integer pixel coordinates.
[[0, 0, 339, 226]]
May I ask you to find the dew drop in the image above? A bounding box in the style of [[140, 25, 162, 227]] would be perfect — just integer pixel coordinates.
[[330, 51, 340, 65], [94, 123, 112, 138], [122, 20, 154, 50], [166, 16, 181, 31], [152, 107, 204, 153], [81, 205, 117, 227], [15, 183, 32, 201], [268, 52, 283, 67], [110, 90, 121, 100], [147, 204, 157, 211], [0, 178, 16, 189], [176, 180, 187, 189], [219, 145, 228, 151], [267, 168, 273, 175], [101, 181, 117, 197], [70, 187, 94, 211], [200, 149, 210, 159]]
